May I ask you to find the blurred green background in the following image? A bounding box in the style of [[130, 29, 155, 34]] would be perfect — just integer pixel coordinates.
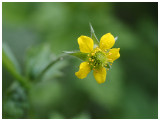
[[2, 2, 158, 119]]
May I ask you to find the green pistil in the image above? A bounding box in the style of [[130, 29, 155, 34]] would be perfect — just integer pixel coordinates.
[[88, 51, 107, 69]]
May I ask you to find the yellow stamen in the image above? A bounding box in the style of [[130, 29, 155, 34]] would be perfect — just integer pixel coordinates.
[[91, 53, 95, 56], [109, 53, 112, 55]]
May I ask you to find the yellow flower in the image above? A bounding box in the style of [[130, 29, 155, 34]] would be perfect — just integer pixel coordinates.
[[75, 33, 120, 84]]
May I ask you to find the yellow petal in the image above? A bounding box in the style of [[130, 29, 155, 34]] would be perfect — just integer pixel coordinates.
[[107, 48, 120, 62], [78, 36, 94, 53], [99, 33, 115, 50], [93, 67, 106, 84], [75, 62, 91, 79]]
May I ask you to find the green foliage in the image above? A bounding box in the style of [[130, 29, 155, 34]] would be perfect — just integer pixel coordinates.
[[3, 43, 21, 73], [25, 44, 68, 81], [2, 2, 158, 119], [2, 43, 30, 89], [3, 82, 28, 119], [3, 43, 69, 118]]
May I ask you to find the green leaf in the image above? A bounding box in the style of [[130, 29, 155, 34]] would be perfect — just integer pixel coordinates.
[[3, 100, 23, 119], [89, 23, 99, 46], [3, 81, 28, 119], [3, 43, 21, 73], [64, 51, 88, 61], [25, 44, 68, 81], [41, 60, 68, 82], [2, 43, 30, 89], [25, 44, 52, 80]]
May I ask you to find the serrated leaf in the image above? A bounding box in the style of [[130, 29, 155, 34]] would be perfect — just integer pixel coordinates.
[[25, 44, 68, 81], [42, 60, 68, 82], [25, 44, 52, 79], [89, 23, 99, 46], [64, 51, 88, 61]]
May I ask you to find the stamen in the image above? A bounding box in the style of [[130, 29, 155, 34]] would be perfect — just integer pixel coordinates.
[[91, 53, 95, 56], [109, 53, 112, 55]]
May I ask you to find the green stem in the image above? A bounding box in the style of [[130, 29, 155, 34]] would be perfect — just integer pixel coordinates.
[[3, 64, 31, 90]]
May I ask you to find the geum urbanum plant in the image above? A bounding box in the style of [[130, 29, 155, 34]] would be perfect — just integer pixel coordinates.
[[2, 24, 120, 118], [65, 24, 120, 84]]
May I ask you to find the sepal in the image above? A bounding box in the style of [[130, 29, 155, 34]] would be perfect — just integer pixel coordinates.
[[63, 51, 88, 61], [89, 23, 99, 47], [115, 36, 118, 41]]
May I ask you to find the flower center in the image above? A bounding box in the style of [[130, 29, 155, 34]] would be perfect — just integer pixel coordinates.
[[88, 48, 107, 69]]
